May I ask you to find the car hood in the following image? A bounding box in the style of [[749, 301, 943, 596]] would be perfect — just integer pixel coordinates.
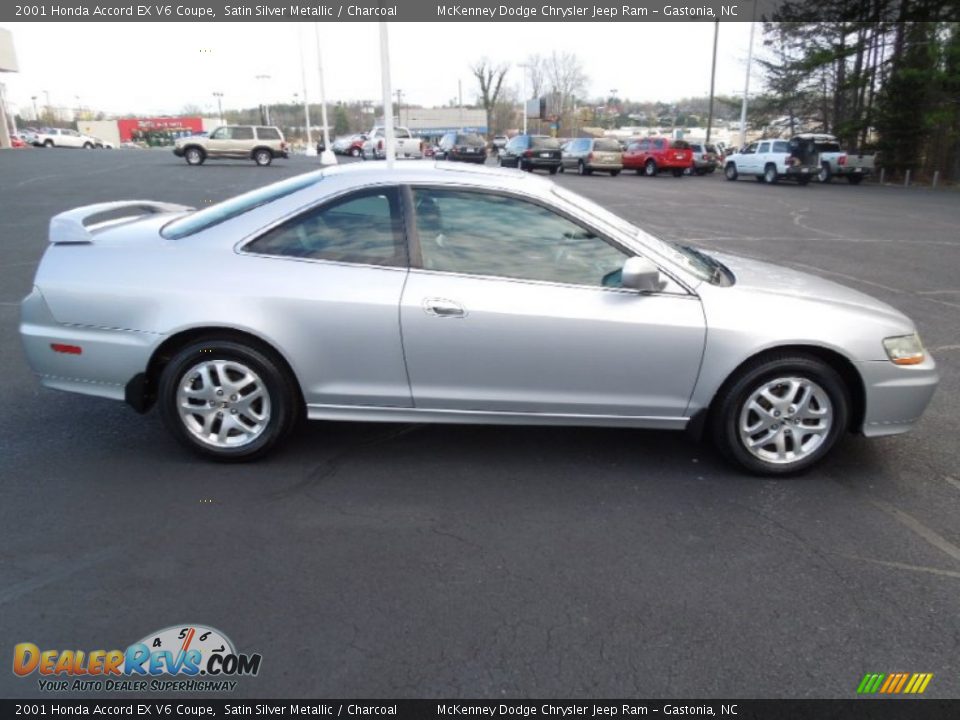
[[712, 251, 911, 325]]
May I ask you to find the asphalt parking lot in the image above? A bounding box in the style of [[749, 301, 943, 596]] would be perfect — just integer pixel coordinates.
[[1, 149, 958, 699]]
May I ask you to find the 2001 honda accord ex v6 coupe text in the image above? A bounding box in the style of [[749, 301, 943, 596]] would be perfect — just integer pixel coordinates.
[[20, 163, 939, 474]]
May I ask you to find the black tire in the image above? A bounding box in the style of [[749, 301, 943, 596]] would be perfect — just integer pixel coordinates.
[[818, 162, 832, 184], [644, 159, 657, 177], [558, 163, 565, 173], [847, 174, 863, 185], [763, 164, 780, 184], [724, 163, 738, 181], [548, 166, 559, 175], [184, 147, 205, 166], [43, 139, 54, 148], [578, 160, 591, 176], [610, 170, 620, 177], [253, 149, 273, 166], [710, 353, 850, 476], [350, 147, 361, 157], [83, 142, 94, 149], [158, 339, 300, 462]]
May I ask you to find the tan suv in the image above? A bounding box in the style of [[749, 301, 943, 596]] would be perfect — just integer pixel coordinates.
[[173, 126, 288, 166]]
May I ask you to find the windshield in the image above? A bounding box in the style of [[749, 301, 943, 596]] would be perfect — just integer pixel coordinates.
[[161, 171, 324, 239], [551, 185, 729, 285]]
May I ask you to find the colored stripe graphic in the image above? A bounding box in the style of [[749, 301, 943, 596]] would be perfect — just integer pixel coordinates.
[[857, 672, 932, 694]]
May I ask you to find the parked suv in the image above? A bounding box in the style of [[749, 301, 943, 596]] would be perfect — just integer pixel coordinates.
[[498, 135, 562, 174], [560, 137, 623, 176], [687, 142, 719, 175], [173, 126, 288, 166], [623, 137, 693, 177], [724, 137, 819, 184]]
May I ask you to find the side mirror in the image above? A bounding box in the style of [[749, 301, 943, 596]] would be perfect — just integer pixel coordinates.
[[621, 257, 662, 293]]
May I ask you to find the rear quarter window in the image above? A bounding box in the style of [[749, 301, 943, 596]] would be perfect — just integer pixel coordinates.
[[772, 141, 790, 153], [257, 127, 282, 140], [233, 127, 255, 140]]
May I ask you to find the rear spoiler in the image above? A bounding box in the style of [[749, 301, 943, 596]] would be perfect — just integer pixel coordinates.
[[49, 200, 194, 245]]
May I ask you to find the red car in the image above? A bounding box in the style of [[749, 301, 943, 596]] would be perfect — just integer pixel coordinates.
[[623, 137, 693, 177]]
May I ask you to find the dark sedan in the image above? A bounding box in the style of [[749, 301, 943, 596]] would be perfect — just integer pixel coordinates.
[[498, 135, 562, 174]]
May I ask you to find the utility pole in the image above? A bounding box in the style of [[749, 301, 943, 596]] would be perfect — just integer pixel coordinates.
[[314, 22, 336, 165], [212, 92, 224, 126], [458, 79, 463, 131], [31, 95, 38, 122], [739, 4, 757, 148], [378, 22, 395, 166], [706, 21, 719, 143], [255, 74, 271, 125], [298, 25, 315, 156], [395, 89, 403, 127]]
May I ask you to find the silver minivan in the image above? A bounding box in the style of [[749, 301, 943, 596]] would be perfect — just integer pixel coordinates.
[[561, 137, 624, 176]]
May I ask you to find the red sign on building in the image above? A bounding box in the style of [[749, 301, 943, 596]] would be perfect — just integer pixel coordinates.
[[117, 117, 204, 142]]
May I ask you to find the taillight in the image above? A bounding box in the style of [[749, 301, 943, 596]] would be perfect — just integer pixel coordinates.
[[587, 152, 594, 162], [378, 139, 383, 150], [523, 149, 533, 157], [838, 155, 847, 166], [51, 343, 82, 355]]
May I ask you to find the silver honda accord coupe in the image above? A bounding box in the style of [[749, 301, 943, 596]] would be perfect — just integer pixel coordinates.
[[20, 163, 938, 474]]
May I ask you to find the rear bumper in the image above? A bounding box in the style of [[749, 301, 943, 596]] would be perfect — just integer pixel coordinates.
[[785, 166, 818, 177], [857, 357, 939, 437], [19, 288, 158, 403], [587, 163, 623, 172]]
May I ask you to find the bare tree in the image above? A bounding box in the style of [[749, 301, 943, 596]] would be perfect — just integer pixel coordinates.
[[523, 54, 547, 99], [471, 58, 510, 136], [545, 51, 588, 118]]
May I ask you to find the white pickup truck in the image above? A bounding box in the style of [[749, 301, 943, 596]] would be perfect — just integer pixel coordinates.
[[795, 133, 875, 185], [361, 126, 424, 160], [724, 137, 821, 185], [32, 128, 100, 149]]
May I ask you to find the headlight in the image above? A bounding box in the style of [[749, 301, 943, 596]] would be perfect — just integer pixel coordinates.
[[883, 333, 925, 365]]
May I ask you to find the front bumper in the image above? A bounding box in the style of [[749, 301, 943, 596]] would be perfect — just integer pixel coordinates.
[[172, 146, 185, 157], [857, 356, 939, 437]]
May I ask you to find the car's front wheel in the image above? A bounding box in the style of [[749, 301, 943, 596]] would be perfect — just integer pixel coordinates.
[[711, 354, 849, 475], [724, 163, 738, 181], [158, 339, 299, 461], [185, 147, 205, 165]]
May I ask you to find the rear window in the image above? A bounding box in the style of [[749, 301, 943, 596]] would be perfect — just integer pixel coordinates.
[[161, 171, 324, 240], [815, 142, 841, 152], [594, 139, 622, 152], [457, 134, 483, 145], [670, 141, 690, 149], [705, 144, 717, 153], [257, 127, 281, 140], [531, 137, 560, 150]]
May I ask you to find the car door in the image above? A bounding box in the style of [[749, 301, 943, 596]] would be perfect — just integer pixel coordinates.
[[239, 186, 412, 408], [399, 186, 706, 419], [229, 126, 254, 157], [205, 126, 233, 158], [738, 142, 759, 174], [61, 130, 81, 148]]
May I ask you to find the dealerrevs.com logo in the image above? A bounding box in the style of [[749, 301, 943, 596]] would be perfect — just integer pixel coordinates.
[[13, 624, 261, 692]]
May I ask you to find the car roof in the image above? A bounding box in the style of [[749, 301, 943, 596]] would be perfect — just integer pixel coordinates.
[[318, 160, 552, 195]]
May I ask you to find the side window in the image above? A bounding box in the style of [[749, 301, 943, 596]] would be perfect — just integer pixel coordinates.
[[627, 142, 640, 152], [743, 143, 757, 155], [639, 139, 650, 151], [257, 127, 281, 140], [244, 187, 405, 267], [654, 139, 666, 150], [758, 142, 770, 153], [211, 127, 231, 140], [413, 188, 629, 288], [233, 127, 254, 140], [772, 141, 790, 153]]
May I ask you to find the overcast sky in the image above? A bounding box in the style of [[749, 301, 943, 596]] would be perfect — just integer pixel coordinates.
[[2, 22, 763, 117]]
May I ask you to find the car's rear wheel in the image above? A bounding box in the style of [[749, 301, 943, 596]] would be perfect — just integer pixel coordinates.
[[185, 147, 205, 165], [43, 139, 54, 148], [818, 162, 832, 183], [724, 163, 738, 181], [83, 142, 94, 149], [158, 340, 299, 462], [764, 164, 779, 184], [253, 149, 273, 166], [548, 166, 559, 175], [644, 159, 657, 177], [350, 147, 361, 157], [711, 354, 849, 475]]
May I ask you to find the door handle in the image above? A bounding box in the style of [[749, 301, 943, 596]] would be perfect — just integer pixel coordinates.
[[423, 298, 466, 318]]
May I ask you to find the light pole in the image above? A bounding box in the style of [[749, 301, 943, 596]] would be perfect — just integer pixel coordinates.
[[31, 95, 38, 122], [739, 4, 757, 147], [297, 25, 315, 156], [212, 92, 224, 126], [518, 63, 530, 135], [255, 74, 271, 125], [706, 21, 719, 143], [313, 23, 336, 165], [378, 21, 395, 166], [44, 90, 51, 123]]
